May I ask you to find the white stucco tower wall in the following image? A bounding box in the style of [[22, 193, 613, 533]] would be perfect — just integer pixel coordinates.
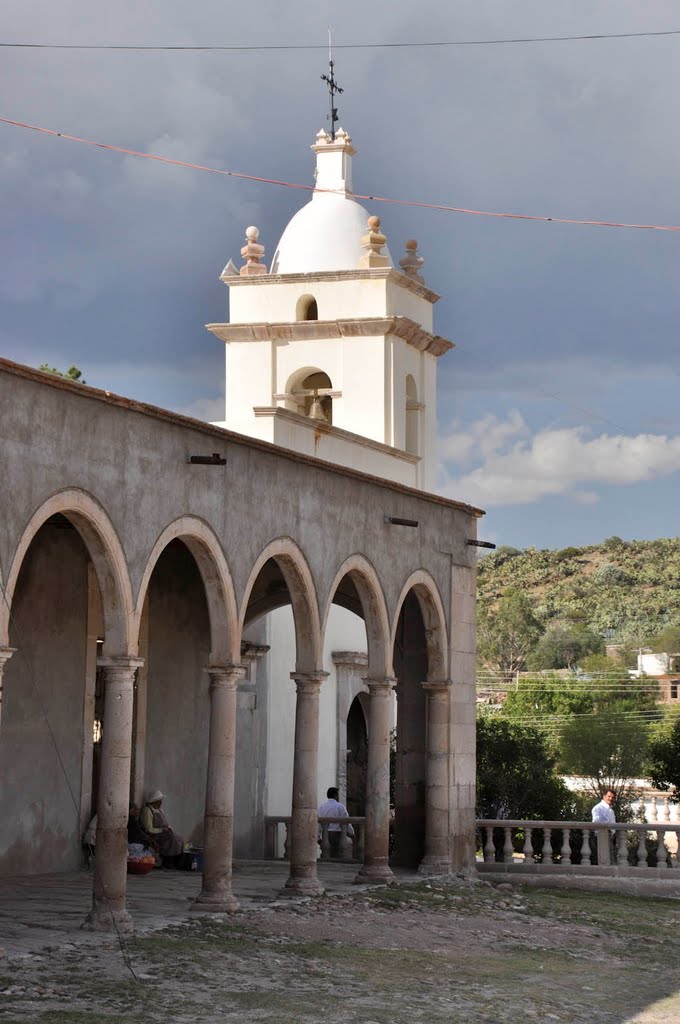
[[209, 128, 453, 493]]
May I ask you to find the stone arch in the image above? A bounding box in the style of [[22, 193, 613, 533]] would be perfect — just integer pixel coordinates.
[[240, 537, 321, 673], [391, 570, 448, 681], [134, 516, 239, 665], [284, 366, 333, 425], [322, 554, 392, 679], [1, 488, 133, 655], [295, 293, 318, 321]]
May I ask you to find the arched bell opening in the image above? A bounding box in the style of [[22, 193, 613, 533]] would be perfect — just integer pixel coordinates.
[[295, 293, 318, 321], [405, 374, 419, 456], [284, 368, 333, 425]]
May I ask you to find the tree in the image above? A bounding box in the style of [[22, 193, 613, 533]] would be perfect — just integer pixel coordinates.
[[527, 621, 603, 671], [476, 715, 572, 820], [650, 623, 680, 654], [557, 704, 655, 806], [39, 364, 86, 384], [503, 675, 594, 723], [647, 713, 680, 796], [477, 589, 544, 681]]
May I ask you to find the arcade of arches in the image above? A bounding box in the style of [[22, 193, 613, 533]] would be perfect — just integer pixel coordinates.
[[0, 359, 482, 934]]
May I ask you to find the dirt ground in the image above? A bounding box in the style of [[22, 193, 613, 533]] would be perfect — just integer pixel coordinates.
[[1, 876, 680, 1024]]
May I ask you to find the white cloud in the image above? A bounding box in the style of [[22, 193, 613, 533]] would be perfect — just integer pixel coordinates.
[[440, 413, 680, 507], [179, 395, 225, 422]]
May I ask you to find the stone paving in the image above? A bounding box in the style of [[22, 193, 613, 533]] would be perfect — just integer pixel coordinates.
[[0, 861, 401, 956]]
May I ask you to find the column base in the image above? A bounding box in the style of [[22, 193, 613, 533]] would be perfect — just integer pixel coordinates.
[[191, 890, 240, 914], [353, 862, 396, 886], [417, 857, 451, 876], [281, 874, 325, 897], [81, 905, 134, 935]]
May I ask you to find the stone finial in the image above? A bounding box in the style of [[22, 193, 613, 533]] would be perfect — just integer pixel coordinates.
[[240, 226, 267, 276], [359, 215, 389, 269], [399, 239, 425, 283], [220, 258, 239, 280]]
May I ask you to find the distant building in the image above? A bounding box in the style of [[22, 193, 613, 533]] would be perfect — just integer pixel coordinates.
[[634, 651, 680, 702]]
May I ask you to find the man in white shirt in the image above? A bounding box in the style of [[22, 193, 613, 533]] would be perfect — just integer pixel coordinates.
[[591, 789, 616, 824], [317, 787, 354, 858]]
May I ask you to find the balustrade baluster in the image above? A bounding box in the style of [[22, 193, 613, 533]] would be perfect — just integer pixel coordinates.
[[522, 827, 533, 863], [616, 829, 627, 865], [650, 796, 658, 823], [541, 827, 552, 863], [663, 797, 671, 823], [637, 797, 646, 821], [503, 827, 514, 864], [671, 828, 680, 868], [560, 828, 571, 865], [580, 830, 591, 866], [483, 827, 495, 863], [637, 828, 648, 867], [657, 829, 667, 868]]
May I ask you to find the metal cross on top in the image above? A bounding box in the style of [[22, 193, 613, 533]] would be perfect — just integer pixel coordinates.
[[321, 28, 343, 140]]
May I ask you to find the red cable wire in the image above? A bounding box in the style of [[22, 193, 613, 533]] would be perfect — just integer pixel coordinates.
[[2, 115, 679, 233]]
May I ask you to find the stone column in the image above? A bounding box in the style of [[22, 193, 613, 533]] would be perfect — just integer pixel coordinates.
[[83, 656, 143, 934], [418, 679, 452, 875], [192, 664, 245, 913], [284, 670, 328, 895], [355, 677, 396, 884], [0, 647, 16, 733]]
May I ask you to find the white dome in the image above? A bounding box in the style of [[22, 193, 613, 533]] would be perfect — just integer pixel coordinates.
[[270, 193, 393, 275]]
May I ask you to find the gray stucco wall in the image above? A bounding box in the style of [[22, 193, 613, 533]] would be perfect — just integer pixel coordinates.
[[0, 524, 88, 874]]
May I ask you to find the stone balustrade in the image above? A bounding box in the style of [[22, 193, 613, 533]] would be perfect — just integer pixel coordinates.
[[476, 819, 680, 876], [264, 815, 365, 862]]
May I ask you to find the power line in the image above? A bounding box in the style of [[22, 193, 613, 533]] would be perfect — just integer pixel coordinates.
[[2, 115, 680, 234], [3, 29, 680, 51]]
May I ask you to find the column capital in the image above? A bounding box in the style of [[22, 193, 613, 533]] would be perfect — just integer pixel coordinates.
[[0, 647, 17, 669], [207, 663, 246, 689], [97, 656, 144, 674], [290, 670, 329, 693], [421, 678, 452, 695], [363, 676, 397, 696]]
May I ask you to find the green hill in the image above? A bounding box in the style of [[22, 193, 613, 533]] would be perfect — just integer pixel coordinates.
[[477, 536, 680, 646]]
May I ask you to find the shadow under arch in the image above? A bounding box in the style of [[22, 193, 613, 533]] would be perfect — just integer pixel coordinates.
[[240, 537, 321, 674], [390, 569, 449, 869], [321, 554, 392, 680], [391, 569, 448, 682], [2, 488, 133, 656], [134, 516, 239, 665]]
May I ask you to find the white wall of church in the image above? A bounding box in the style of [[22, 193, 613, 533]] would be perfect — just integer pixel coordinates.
[[263, 603, 367, 817], [227, 274, 428, 326]]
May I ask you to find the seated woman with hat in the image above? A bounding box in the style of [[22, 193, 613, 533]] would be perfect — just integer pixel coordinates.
[[140, 790, 184, 868]]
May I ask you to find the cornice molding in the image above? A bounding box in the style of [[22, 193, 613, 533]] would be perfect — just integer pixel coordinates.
[[207, 315, 453, 358], [252, 406, 420, 464], [222, 266, 440, 304]]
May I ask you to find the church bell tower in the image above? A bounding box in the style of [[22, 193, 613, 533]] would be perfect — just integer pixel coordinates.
[[208, 127, 453, 493]]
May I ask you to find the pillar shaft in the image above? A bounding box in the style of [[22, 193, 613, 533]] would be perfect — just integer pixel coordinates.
[[419, 679, 452, 874], [355, 677, 396, 884], [83, 656, 142, 934], [193, 664, 245, 913], [0, 647, 16, 734], [284, 671, 328, 895]]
